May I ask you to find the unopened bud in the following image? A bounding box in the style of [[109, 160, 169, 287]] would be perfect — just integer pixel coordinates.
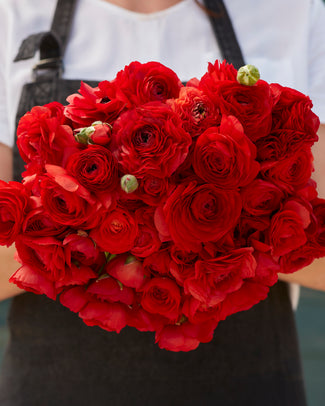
[[74, 121, 112, 145], [74, 126, 95, 144], [120, 174, 139, 194], [237, 64, 260, 86], [89, 122, 112, 145]]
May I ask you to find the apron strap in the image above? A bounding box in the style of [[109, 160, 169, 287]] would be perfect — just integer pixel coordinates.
[[14, 0, 77, 79], [203, 0, 245, 69]]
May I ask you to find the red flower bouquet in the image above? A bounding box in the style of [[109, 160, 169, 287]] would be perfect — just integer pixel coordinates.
[[1, 60, 324, 351]]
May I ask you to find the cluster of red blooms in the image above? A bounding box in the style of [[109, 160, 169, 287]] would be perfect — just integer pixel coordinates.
[[0, 60, 324, 351]]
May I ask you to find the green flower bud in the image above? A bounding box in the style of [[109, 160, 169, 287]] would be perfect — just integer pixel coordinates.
[[74, 126, 95, 144], [120, 174, 139, 194], [237, 64, 260, 86]]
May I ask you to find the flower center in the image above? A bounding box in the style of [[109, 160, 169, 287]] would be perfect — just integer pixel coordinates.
[[110, 220, 123, 234]]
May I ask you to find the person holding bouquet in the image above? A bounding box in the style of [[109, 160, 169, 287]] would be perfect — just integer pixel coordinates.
[[0, 0, 325, 405]]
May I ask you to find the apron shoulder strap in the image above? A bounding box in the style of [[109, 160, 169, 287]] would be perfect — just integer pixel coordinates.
[[203, 0, 245, 69], [14, 0, 77, 78]]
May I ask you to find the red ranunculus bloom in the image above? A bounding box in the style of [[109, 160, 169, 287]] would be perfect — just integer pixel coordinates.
[[66, 144, 118, 193], [268, 200, 311, 257], [112, 102, 192, 179], [169, 85, 221, 137], [193, 116, 260, 189], [140, 277, 181, 321], [9, 264, 56, 300], [241, 179, 284, 216], [79, 301, 129, 333], [0, 181, 30, 246], [130, 207, 161, 258], [40, 165, 101, 229], [271, 83, 320, 138], [110, 61, 182, 107], [200, 62, 273, 142], [260, 147, 314, 193], [155, 319, 217, 352], [65, 81, 125, 127], [184, 248, 256, 307], [161, 182, 242, 252], [106, 254, 146, 290], [17, 102, 76, 168], [90, 207, 138, 254]]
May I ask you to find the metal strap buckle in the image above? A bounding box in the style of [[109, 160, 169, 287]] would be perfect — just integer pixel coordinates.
[[32, 57, 64, 80]]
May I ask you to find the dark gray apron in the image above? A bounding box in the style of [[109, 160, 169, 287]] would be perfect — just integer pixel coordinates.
[[0, 1, 307, 404]]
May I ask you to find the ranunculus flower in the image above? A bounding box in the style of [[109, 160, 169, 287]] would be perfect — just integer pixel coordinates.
[[253, 252, 279, 285], [90, 207, 138, 254], [60, 286, 91, 313], [236, 215, 270, 249], [255, 130, 287, 162], [63, 233, 105, 269], [199, 60, 238, 90], [135, 174, 173, 206], [112, 102, 192, 179], [79, 301, 128, 333], [279, 244, 319, 274], [271, 83, 320, 138], [168, 85, 220, 137], [215, 79, 273, 141], [86, 277, 135, 305], [200, 62, 273, 142], [142, 250, 172, 277], [140, 277, 181, 321], [130, 208, 161, 257], [55, 264, 97, 290], [217, 280, 269, 321], [9, 264, 56, 300], [184, 248, 256, 307], [15, 235, 97, 288], [193, 116, 259, 189], [22, 208, 68, 238], [296, 179, 318, 202], [15, 235, 66, 282], [260, 147, 314, 193], [161, 182, 242, 251], [182, 296, 220, 325], [241, 179, 284, 216], [40, 165, 101, 229], [257, 128, 317, 162], [66, 144, 118, 193], [269, 201, 311, 256], [0, 180, 30, 246], [155, 324, 200, 352], [110, 61, 182, 107], [127, 306, 166, 332], [65, 81, 125, 127], [306, 198, 325, 255], [169, 245, 198, 285], [155, 319, 217, 352], [17, 102, 76, 168], [106, 254, 146, 290]]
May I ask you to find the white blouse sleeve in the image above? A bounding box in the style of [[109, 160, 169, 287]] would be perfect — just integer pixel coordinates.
[[0, 1, 13, 147], [308, 0, 325, 123]]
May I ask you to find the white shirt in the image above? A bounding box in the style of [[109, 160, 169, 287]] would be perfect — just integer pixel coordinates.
[[0, 0, 325, 148]]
